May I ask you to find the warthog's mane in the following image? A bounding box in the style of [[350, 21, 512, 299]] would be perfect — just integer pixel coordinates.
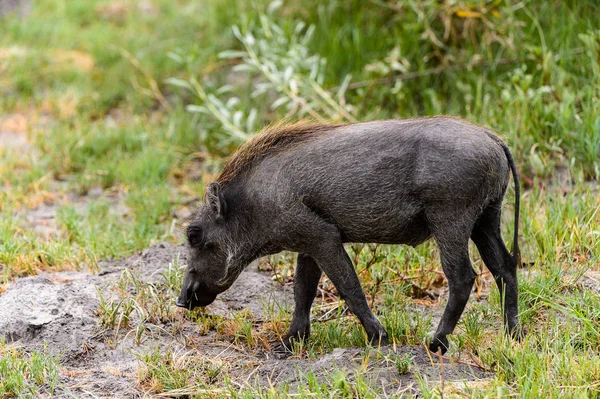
[[216, 121, 343, 185]]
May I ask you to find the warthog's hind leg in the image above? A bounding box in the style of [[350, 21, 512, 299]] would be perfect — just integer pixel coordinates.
[[428, 209, 477, 355], [471, 202, 522, 339]]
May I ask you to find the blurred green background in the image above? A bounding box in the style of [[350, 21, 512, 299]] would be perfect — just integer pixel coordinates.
[[2, 0, 599, 179]]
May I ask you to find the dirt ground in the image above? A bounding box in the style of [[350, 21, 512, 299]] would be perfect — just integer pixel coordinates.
[[0, 243, 494, 398]]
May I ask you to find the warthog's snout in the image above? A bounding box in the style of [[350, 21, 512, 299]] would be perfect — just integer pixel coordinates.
[[176, 281, 217, 309]]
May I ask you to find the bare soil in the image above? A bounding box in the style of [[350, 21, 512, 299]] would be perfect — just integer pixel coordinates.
[[0, 243, 493, 397]]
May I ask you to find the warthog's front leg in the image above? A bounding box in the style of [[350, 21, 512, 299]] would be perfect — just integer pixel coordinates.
[[312, 242, 388, 346], [279, 212, 387, 351], [273, 254, 322, 355]]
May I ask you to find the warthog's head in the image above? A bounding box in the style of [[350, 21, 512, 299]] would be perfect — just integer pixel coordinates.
[[176, 182, 242, 310]]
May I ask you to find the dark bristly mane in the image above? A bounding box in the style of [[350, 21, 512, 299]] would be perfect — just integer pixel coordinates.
[[216, 121, 342, 185]]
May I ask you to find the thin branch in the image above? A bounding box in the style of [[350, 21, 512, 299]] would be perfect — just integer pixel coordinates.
[[337, 58, 520, 91], [188, 78, 248, 140], [336, 46, 586, 92], [309, 79, 357, 122], [118, 47, 173, 111], [242, 41, 326, 122]]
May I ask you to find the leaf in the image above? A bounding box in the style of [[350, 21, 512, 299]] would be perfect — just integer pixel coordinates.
[[166, 52, 184, 64], [232, 111, 244, 128], [456, 10, 483, 18], [283, 66, 294, 82], [246, 109, 257, 133], [232, 64, 257, 73], [267, 0, 283, 15], [337, 74, 352, 99], [271, 96, 290, 110], [232, 25, 243, 41], [165, 78, 192, 90], [252, 82, 272, 97], [186, 105, 208, 114], [207, 94, 225, 108], [216, 85, 234, 95], [218, 50, 248, 59], [289, 78, 298, 94], [226, 97, 241, 108], [529, 146, 546, 177], [302, 25, 316, 45], [295, 21, 306, 36]]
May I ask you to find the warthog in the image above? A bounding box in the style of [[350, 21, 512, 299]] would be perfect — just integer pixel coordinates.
[[176, 117, 521, 355]]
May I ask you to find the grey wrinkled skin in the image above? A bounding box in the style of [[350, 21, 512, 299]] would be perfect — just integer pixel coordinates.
[[176, 117, 521, 356]]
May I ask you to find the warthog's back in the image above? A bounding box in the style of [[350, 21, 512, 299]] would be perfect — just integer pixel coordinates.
[[243, 117, 511, 245]]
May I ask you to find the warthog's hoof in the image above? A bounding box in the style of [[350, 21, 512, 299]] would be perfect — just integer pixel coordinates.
[[368, 330, 389, 347], [428, 335, 449, 355], [271, 342, 292, 359], [510, 324, 526, 341], [271, 336, 303, 359]]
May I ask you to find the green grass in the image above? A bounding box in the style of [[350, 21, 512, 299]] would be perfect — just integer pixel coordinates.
[[1, 0, 600, 397], [0, 341, 60, 397]]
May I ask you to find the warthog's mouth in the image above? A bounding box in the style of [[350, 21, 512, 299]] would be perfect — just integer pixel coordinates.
[[175, 292, 217, 309]]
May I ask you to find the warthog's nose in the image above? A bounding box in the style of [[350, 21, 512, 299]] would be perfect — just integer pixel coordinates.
[[175, 282, 217, 309], [175, 295, 188, 308], [176, 280, 199, 309]]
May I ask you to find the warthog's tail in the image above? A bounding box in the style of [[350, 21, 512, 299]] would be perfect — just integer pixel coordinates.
[[500, 140, 521, 266], [485, 131, 520, 266]]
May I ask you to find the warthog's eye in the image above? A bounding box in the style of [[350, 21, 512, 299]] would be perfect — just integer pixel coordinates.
[[187, 225, 204, 248]]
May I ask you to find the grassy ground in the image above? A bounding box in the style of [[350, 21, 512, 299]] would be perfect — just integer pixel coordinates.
[[1, 0, 599, 397]]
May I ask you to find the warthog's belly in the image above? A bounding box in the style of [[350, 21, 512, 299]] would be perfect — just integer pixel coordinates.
[[340, 210, 431, 247]]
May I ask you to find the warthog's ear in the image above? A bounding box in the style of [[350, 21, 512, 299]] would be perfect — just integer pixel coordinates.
[[206, 182, 228, 220]]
